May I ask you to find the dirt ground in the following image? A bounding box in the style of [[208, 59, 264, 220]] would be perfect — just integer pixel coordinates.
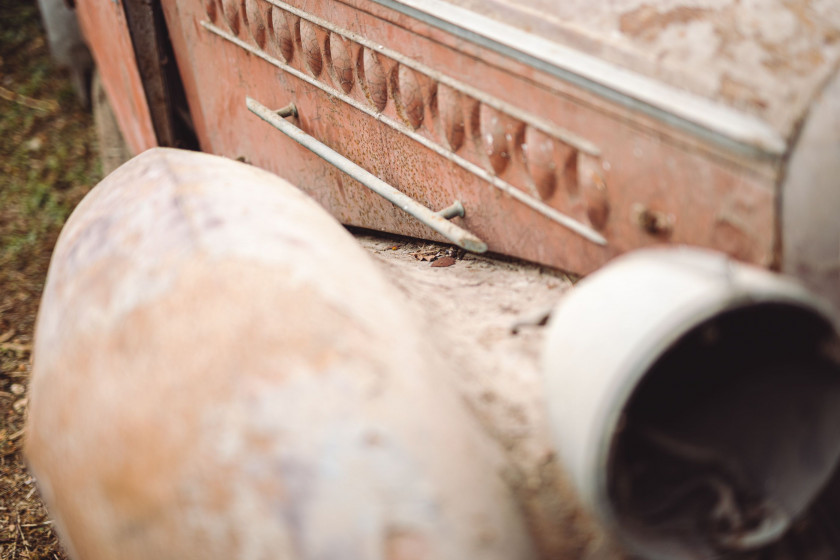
[[0, 0, 100, 557]]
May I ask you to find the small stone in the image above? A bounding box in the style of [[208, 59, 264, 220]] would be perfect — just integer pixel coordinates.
[[25, 137, 43, 152], [13, 398, 28, 413], [10, 384, 24, 395]]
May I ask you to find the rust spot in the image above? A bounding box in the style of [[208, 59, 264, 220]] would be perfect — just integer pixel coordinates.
[[385, 529, 429, 560], [435, 84, 464, 151], [221, 0, 240, 35], [359, 48, 388, 112], [203, 0, 217, 23], [326, 33, 354, 93], [431, 256, 456, 267], [269, 9, 294, 63], [243, 0, 267, 49], [299, 20, 322, 77], [795, 47, 825, 73], [619, 5, 710, 41], [632, 203, 674, 237], [578, 155, 609, 231], [523, 127, 557, 199], [719, 74, 769, 111], [466, 98, 481, 152], [393, 65, 424, 129], [479, 104, 510, 175]]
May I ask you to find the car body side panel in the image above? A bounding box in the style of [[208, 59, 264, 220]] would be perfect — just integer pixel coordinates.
[[158, 0, 778, 274], [76, 0, 157, 154]]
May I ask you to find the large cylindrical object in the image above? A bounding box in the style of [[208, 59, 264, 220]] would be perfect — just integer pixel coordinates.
[[25, 148, 536, 560], [543, 248, 840, 559], [782, 70, 840, 318]]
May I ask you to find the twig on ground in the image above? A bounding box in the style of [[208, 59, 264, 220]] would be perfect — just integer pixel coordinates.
[[20, 521, 52, 528], [0, 85, 58, 114], [16, 514, 30, 551]]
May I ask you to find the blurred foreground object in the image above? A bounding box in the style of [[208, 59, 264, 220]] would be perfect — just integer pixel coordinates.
[[24, 148, 537, 560]]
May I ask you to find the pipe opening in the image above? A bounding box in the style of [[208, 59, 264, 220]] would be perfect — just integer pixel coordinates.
[[608, 302, 840, 559]]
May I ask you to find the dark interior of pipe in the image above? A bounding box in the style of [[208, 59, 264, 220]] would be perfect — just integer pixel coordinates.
[[608, 303, 840, 559]]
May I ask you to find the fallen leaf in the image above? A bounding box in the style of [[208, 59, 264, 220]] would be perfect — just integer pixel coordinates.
[[0, 329, 13, 343], [431, 256, 457, 268], [411, 249, 441, 262], [9, 384, 24, 396]]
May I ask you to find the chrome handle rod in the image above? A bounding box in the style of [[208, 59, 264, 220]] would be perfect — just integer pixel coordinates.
[[247, 97, 488, 253]]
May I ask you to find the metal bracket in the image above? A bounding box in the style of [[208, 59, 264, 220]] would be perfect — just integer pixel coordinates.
[[247, 97, 488, 253]]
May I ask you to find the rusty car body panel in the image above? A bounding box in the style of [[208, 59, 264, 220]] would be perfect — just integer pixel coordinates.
[[75, 0, 157, 154], [168, 0, 773, 272], [78, 0, 840, 305]]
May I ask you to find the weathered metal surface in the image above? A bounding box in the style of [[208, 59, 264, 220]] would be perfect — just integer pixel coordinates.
[[25, 148, 538, 560], [248, 97, 488, 252], [199, 17, 607, 247], [75, 0, 156, 154], [384, 0, 840, 143], [782, 70, 840, 319], [160, 0, 779, 275]]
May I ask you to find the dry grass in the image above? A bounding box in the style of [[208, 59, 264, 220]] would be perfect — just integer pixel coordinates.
[[0, 0, 101, 557]]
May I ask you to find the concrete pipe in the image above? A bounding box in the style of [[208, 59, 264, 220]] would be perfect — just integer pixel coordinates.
[[542, 247, 840, 560], [25, 148, 536, 560]]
